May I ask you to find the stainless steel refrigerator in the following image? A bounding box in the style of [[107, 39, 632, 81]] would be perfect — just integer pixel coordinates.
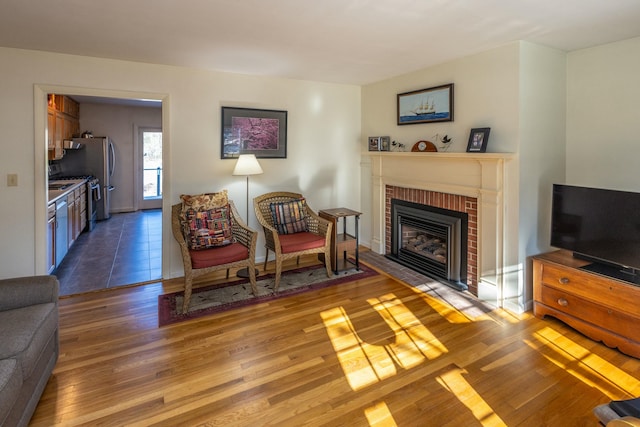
[[60, 137, 116, 220]]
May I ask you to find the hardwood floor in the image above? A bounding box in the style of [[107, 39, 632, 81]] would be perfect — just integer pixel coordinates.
[[31, 254, 640, 426]]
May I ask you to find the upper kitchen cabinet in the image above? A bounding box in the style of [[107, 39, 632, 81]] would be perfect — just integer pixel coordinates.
[[48, 94, 80, 160]]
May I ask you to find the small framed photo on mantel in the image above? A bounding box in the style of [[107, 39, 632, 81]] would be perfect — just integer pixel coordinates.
[[368, 136, 390, 151], [368, 137, 380, 151], [466, 128, 490, 153]]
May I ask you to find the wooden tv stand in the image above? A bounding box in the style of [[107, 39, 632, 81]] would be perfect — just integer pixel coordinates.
[[532, 250, 640, 359]]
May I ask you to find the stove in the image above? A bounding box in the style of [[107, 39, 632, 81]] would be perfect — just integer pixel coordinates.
[[50, 174, 94, 181], [49, 175, 101, 231], [49, 182, 74, 190]]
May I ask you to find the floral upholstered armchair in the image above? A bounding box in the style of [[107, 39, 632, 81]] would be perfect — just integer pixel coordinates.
[[171, 190, 257, 313]]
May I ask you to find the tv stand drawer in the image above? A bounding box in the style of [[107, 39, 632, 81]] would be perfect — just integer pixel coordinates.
[[538, 284, 640, 342], [533, 250, 640, 359], [538, 262, 639, 317]]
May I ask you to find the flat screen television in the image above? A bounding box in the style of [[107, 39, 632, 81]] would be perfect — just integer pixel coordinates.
[[551, 183, 640, 284]]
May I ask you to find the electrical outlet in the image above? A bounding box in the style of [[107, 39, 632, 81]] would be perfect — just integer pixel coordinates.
[[7, 174, 17, 187]]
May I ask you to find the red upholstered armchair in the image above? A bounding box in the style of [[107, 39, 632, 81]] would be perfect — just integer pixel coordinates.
[[171, 191, 257, 313], [253, 192, 332, 291]]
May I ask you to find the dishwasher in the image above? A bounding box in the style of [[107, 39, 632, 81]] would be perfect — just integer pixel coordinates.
[[55, 199, 68, 267]]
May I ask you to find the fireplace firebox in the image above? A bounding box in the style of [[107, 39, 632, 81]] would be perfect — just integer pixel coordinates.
[[387, 199, 468, 290]]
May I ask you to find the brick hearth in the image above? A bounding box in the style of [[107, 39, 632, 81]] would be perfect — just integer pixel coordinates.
[[385, 185, 479, 295]]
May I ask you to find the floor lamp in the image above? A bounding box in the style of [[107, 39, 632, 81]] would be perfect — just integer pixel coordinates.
[[232, 154, 263, 278]]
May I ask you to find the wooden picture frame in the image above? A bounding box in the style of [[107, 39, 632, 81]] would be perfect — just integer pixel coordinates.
[[466, 128, 490, 153], [397, 83, 454, 125], [221, 107, 287, 159]]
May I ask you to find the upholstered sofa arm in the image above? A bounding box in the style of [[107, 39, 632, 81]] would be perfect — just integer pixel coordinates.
[[0, 275, 59, 312]]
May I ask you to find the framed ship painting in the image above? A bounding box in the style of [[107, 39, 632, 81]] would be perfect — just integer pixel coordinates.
[[221, 107, 287, 159], [397, 83, 454, 125]]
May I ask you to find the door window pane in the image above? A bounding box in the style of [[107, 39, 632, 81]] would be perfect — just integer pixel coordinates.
[[143, 131, 162, 200]]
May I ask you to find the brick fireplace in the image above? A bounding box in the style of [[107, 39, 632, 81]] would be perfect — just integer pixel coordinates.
[[368, 152, 514, 301], [385, 186, 478, 293]]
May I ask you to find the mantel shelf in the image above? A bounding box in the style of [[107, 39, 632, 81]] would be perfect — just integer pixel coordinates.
[[368, 146, 515, 306], [366, 151, 515, 160]]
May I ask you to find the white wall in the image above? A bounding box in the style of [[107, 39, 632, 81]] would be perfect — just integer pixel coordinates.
[[361, 42, 567, 312], [567, 37, 640, 192], [76, 103, 162, 212], [360, 43, 522, 251], [362, 42, 521, 154], [2, 36, 633, 300], [513, 42, 566, 310], [0, 47, 361, 279]]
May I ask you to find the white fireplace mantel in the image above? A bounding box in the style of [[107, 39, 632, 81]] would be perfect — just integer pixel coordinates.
[[368, 151, 516, 305]]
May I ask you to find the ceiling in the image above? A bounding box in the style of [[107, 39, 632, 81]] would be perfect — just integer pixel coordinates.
[[2, 0, 640, 86]]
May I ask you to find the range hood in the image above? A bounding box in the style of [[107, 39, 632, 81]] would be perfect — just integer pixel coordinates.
[[63, 140, 83, 149]]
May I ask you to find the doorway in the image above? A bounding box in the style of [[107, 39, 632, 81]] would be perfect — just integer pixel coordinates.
[[35, 85, 169, 291]]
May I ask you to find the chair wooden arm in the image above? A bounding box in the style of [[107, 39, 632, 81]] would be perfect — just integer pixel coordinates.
[[228, 201, 257, 251], [304, 207, 331, 237], [171, 203, 193, 268], [253, 197, 281, 253]]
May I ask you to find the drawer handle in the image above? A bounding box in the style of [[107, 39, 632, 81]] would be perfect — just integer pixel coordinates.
[[559, 277, 570, 285], [557, 298, 568, 307]]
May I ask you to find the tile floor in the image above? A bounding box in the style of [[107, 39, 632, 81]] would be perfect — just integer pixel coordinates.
[[54, 209, 162, 296]]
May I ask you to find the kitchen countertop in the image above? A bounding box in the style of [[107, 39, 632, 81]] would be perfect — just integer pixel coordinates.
[[48, 179, 87, 204]]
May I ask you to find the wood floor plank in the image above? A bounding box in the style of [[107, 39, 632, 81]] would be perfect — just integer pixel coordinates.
[[30, 254, 640, 426]]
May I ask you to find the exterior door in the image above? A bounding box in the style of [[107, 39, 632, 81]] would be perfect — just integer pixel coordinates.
[[138, 127, 162, 210]]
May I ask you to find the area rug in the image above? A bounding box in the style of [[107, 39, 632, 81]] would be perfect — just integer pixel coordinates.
[[158, 262, 378, 326]]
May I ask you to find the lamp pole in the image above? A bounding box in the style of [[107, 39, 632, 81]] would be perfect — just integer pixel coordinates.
[[232, 154, 263, 278]]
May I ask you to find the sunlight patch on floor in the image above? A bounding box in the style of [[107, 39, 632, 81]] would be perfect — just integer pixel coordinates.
[[368, 293, 447, 366], [321, 293, 446, 391], [364, 401, 398, 426], [437, 367, 507, 427], [527, 326, 640, 398], [322, 306, 399, 390], [416, 291, 473, 324]]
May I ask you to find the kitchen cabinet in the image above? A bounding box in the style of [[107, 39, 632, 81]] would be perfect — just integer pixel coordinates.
[[49, 180, 87, 269], [47, 202, 56, 274], [67, 187, 84, 248], [55, 199, 68, 268], [73, 187, 83, 240], [47, 94, 80, 160], [47, 109, 55, 150], [79, 184, 87, 232], [67, 194, 75, 248], [55, 94, 80, 118]]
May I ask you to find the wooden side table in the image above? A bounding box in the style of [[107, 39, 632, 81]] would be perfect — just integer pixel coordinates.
[[319, 208, 361, 274]]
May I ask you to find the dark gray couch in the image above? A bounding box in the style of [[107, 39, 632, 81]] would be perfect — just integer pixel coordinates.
[[0, 275, 59, 427]]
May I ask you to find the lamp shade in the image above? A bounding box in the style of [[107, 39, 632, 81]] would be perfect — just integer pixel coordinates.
[[232, 154, 263, 176]]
